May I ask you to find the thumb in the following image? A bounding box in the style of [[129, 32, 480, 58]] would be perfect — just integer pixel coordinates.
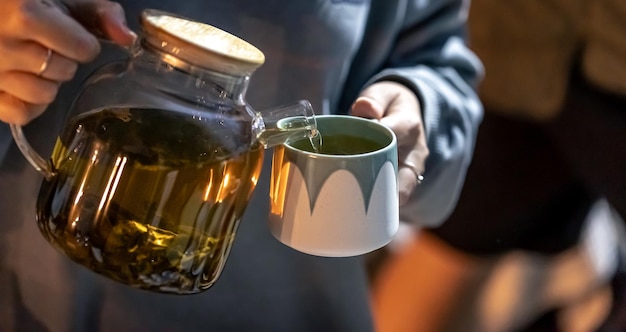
[[351, 96, 385, 120], [64, 0, 137, 47]]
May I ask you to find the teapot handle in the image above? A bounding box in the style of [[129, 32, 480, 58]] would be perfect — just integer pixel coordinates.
[[8, 37, 137, 181], [10, 123, 54, 180]]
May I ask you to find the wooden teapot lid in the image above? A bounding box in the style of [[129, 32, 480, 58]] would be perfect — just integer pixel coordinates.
[[140, 9, 265, 76]]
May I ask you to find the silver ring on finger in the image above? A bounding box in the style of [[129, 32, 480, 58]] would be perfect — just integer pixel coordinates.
[[38, 48, 53, 77], [400, 161, 424, 185]]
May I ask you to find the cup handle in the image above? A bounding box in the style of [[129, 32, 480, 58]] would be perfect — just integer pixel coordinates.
[[10, 123, 54, 180]]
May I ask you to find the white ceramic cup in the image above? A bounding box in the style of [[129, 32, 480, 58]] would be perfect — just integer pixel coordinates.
[[269, 115, 399, 257]]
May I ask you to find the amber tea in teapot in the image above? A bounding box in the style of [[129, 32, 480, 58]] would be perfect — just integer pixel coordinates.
[[37, 106, 264, 293]]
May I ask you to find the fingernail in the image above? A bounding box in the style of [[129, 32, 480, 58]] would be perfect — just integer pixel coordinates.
[[129, 30, 138, 42]]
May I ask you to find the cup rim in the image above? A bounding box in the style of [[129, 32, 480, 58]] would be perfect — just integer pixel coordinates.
[[283, 115, 397, 159]]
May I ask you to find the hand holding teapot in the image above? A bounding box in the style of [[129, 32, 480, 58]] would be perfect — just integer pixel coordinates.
[[0, 0, 135, 125]]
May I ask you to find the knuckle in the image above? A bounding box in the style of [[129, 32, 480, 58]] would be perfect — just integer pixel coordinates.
[[12, 0, 47, 31], [407, 123, 420, 138], [38, 82, 59, 104], [58, 62, 78, 81], [9, 7, 33, 32], [73, 36, 100, 62], [104, 1, 124, 14]]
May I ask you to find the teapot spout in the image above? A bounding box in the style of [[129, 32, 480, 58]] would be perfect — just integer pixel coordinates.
[[255, 100, 319, 149]]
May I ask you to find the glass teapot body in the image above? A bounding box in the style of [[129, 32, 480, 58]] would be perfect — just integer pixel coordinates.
[[12, 10, 316, 294]]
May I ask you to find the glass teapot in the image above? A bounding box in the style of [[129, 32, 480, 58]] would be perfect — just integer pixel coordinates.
[[10, 9, 317, 294]]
